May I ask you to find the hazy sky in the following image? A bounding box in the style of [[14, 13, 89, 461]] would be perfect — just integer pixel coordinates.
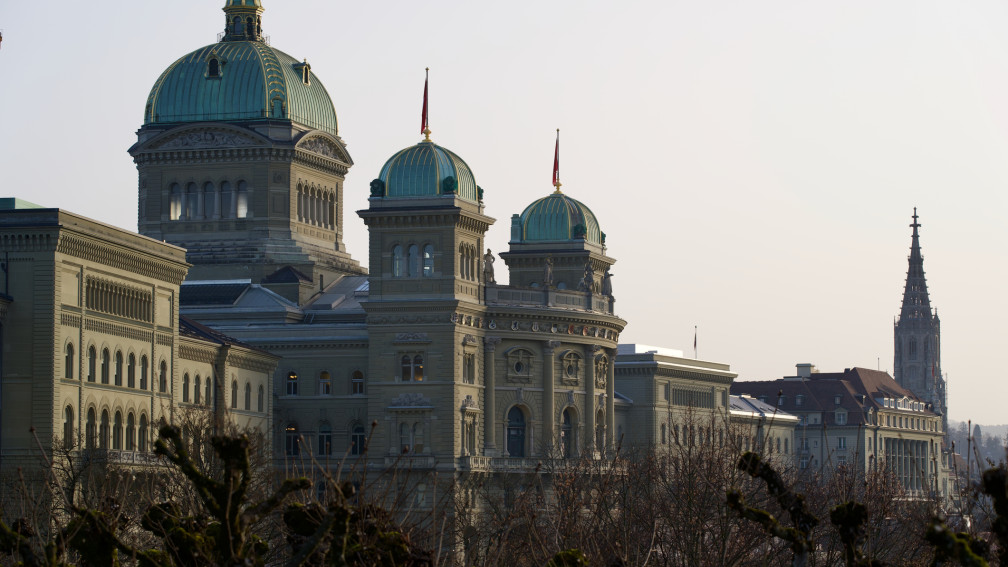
[[1, 1, 1005, 424]]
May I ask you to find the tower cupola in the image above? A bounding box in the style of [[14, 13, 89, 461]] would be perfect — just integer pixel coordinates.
[[222, 0, 265, 42]]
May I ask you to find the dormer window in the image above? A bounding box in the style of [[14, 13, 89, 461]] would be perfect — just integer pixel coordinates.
[[208, 58, 220, 78], [294, 60, 311, 86]]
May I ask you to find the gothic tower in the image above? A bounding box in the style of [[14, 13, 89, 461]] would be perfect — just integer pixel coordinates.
[[130, 0, 364, 302], [894, 208, 946, 431]]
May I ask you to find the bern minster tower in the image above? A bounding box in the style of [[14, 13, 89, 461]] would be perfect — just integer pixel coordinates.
[[894, 208, 946, 432]]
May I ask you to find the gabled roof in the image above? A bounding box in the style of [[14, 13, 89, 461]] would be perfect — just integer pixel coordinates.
[[732, 367, 937, 427], [261, 265, 312, 284]]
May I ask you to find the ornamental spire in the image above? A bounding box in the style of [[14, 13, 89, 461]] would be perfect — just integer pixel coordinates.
[[899, 207, 932, 323], [421, 68, 431, 142]]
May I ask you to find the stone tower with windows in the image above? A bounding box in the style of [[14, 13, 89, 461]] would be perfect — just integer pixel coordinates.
[[129, 0, 363, 300], [894, 208, 946, 431]]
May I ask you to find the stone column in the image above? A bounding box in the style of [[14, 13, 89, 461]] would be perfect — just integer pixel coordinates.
[[483, 337, 501, 456], [606, 348, 616, 451], [584, 344, 598, 456], [543, 340, 560, 455]]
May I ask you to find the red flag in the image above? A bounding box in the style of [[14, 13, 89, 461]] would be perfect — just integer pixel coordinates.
[[552, 129, 560, 186], [421, 69, 429, 135]]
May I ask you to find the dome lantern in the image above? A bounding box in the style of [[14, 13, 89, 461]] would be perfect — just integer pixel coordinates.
[[222, 0, 265, 43]]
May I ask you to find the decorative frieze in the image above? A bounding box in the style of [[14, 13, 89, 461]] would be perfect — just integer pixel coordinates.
[[84, 318, 153, 343]]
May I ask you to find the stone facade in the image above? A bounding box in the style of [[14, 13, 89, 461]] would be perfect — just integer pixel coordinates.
[[0, 204, 278, 472]]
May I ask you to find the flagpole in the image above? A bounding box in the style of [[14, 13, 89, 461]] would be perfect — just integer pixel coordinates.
[[694, 325, 697, 359], [552, 129, 561, 193], [421, 67, 431, 141]]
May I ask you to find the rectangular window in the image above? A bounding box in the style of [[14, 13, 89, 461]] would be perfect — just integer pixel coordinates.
[[835, 412, 846, 425], [663, 383, 670, 402], [800, 457, 809, 470], [837, 455, 847, 467], [838, 437, 847, 450]]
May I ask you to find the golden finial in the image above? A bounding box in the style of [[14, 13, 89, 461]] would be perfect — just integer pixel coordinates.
[[421, 68, 432, 142]]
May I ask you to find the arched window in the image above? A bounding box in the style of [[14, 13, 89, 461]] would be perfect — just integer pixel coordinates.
[[159, 361, 167, 392], [113, 411, 123, 450], [220, 181, 233, 218], [182, 374, 190, 402], [506, 407, 526, 458], [140, 356, 149, 390], [350, 423, 367, 455], [285, 423, 300, 456], [318, 371, 331, 396], [208, 58, 220, 78], [114, 351, 123, 386], [784, 438, 789, 454], [127, 353, 136, 388], [422, 244, 434, 277], [101, 349, 110, 384], [286, 371, 298, 395], [399, 423, 412, 453], [412, 422, 424, 453], [244, 382, 251, 410], [86, 408, 96, 450], [87, 346, 96, 382], [205, 377, 212, 406], [661, 423, 667, 445], [139, 415, 148, 452], [413, 355, 424, 381], [186, 182, 200, 220], [126, 413, 135, 451], [194, 375, 202, 405], [170, 183, 182, 220], [392, 245, 404, 277], [63, 406, 74, 449], [100, 410, 110, 450], [64, 343, 75, 380], [408, 244, 420, 277], [909, 337, 917, 359], [257, 385, 264, 412], [596, 409, 606, 452], [318, 423, 332, 456], [231, 380, 238, 408], [351, 370, 365, 395], [204, 182, 217, 219], [236, 181, 249, 218], [560, 408, 575, 458]]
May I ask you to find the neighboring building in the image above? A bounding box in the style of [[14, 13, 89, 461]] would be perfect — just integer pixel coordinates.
[[729, 394, 799, 466], [613, 344, 737, 449], [732, 364, 950, 498], [893, 208, 947, 433], [0, 202, 278, 473]]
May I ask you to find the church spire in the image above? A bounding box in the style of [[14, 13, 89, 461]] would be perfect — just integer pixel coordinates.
[[899, 207, 932, 323], [222, 0, 265, 42]]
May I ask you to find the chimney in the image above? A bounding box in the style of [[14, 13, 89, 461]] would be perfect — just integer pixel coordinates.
[[796, 363, 817, 378]]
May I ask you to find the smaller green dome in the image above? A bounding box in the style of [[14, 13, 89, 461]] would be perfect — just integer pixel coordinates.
[[514, 191, 604, 245], [374, 141, 479, 203]]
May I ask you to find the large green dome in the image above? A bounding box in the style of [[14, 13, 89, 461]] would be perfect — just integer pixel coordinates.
[[144, 41, 339, 136], [374, 141, 479, 203], [515, 191, 604, 245]]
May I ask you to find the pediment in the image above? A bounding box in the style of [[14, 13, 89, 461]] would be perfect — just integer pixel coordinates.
[[296, 134, 351, 164], [146, 126, 268, 151]]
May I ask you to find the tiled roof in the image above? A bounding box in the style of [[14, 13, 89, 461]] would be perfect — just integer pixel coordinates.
[[180, 283, 248, 306], [178, 315, 275, 357]]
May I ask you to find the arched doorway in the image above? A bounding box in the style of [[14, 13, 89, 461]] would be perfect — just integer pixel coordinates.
[[506, 406, 526, 458]]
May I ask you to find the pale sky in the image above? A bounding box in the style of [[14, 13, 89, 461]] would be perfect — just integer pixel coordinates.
[[1, 1, 1006, 424]]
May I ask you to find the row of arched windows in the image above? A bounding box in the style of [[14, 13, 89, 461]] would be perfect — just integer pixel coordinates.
[[169, 181, 249, 221], [458, 243, 478, 281], [68, 343, 168, 393], [284, 422, 369, 457], [181, 373, 213, 406], [230, 379, 266, 412], [296, 183, 336, 229], [392, 244, 434, 278], [85, 277, 152, 323], [65, 405, 150, 453], [284, 370, 366, 395]]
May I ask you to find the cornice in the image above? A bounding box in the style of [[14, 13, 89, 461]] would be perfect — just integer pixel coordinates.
[[58, 233, 188, 286]]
